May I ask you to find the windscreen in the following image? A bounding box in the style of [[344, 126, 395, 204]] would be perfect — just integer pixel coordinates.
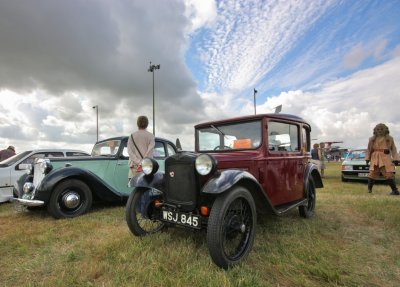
[[91, 140, 121, 156], [196, 120, 261, 152]]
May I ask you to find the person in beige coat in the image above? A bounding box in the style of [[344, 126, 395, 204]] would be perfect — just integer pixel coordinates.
[[365, 123, 399, 195], [127, 116, 155, 181]]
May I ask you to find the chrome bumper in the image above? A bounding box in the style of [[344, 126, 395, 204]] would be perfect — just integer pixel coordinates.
[[11, 198, 45, 207]]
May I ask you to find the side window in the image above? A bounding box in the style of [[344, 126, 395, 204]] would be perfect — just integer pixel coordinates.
[[154, 142, 166, 158], [22, 153, 46, 164], [268, 122, 299, 152], [66, 152, 88, 157], [46, 152, 64, 158], [302, 126, 310, 152], [122, 147, 129, 158], [167, 144, 176, 156]]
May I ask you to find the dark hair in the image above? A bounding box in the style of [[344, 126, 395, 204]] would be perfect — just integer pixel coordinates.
[[137, 116, 149, 129]]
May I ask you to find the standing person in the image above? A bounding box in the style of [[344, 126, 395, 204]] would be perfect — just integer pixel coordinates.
[[310, 143, 320, 169], [0, 146, 16, 161], [127, 116, 155, 181], [366, 123, 399, 195], [319, 142, 326, 178]]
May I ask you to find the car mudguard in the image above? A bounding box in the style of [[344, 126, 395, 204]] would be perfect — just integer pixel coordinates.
[[201, 169, 260, 194], [129, 171, 165, 192], [13, 173, 33, 198], [34, 167, 126, 204], [304, 162, 324, 190], [201, 169, 276, 215]]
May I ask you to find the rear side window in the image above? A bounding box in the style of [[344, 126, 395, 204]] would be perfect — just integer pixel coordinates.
[[66, 152, 88, 157], [154, 142, 166, 158], [268, 122, 299, 152], [167, 143, 176, 156], [46, 152, 64, 157]]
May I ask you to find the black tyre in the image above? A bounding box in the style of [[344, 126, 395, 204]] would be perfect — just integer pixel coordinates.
[[206, 186, 256, 269], [47, 179, 92, 219], [126, 188, 165, 236], [299, 177, 316, 218]]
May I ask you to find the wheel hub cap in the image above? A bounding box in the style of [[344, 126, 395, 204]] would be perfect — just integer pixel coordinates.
[[62, 192, 80, 209]]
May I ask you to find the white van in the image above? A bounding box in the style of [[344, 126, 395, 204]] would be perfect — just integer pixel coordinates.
[[0, 149, 89, 203]]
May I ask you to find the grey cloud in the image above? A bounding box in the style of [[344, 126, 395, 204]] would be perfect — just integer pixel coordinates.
[[0, 0, 205, 131]]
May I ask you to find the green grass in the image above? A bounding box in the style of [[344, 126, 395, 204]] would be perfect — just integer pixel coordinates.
[[1, 162, 399, 286]]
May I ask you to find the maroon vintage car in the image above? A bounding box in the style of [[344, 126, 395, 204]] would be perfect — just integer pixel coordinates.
[[126, 113, 323, 269]]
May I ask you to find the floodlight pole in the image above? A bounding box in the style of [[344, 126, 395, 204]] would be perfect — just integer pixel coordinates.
[[92, 105, 99, 142], [148, 61, 160, 135], [253, 88, 258, 115]]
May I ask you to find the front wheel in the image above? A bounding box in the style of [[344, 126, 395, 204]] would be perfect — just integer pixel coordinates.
[[48, 179, 93, 219], [206, 186, 256, 269], [125, 188, 165, 236], [299, 177, 316, 218]]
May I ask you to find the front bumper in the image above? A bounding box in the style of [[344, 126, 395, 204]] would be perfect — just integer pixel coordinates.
[[341, 171, 385, 181], [11, 197, 45, 207]]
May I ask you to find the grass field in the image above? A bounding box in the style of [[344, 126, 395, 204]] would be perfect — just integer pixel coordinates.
[[1, 162, 399, 287]]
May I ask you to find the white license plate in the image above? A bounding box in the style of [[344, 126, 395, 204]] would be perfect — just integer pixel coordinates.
[[358, 173, 369, 177], [162, 210, 200, 229]]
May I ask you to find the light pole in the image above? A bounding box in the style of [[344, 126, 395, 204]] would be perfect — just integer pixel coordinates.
[[92, 105, 98, 142], [253, 88, 258, 115], [148, 61, 160, 135]]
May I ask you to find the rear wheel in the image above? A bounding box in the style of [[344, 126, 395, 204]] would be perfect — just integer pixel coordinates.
[[126, 188, 165, 236], [207, 186, 256, 269], [48, 179, 92, 219], [299, 177, 316, 218]]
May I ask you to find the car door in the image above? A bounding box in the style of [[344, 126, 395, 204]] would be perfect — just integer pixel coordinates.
[[264, 121, 304, 206], [113, 145, 131, 194]]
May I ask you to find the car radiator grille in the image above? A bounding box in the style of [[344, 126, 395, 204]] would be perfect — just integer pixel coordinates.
[[32, 163, 46, 189], [165, 155, 199, 212], [352, 165, 369, 171]]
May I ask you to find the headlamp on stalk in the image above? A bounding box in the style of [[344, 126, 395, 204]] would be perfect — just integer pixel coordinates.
[[142, 158, 159, 175], [195, 154, 217, 176]]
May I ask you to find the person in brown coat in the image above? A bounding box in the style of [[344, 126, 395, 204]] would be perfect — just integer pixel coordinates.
[[365, 123, 399, 195]]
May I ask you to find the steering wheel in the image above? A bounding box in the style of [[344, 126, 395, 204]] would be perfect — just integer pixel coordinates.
[[214, 145, 232, 150]]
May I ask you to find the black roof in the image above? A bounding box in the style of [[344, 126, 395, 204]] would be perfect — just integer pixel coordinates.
[[195, 113, 308, 129]]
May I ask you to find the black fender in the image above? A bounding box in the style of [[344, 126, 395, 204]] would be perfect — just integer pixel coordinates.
[[202, 169, 275, 215], [129, 171, 166, 192], [202, 169, 261, 194], [34, 167, 126, 204], [305, 162, 323, 190], [14, 173, 33, 198]]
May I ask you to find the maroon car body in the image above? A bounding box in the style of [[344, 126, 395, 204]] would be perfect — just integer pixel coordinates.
[[126, 113, 323, 268]]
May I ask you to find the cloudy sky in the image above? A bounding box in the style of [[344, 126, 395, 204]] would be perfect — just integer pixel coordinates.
[[0, 0, 399, 153]]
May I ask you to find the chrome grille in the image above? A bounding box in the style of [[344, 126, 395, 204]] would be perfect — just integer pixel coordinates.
[[32, 159, 47, 191]]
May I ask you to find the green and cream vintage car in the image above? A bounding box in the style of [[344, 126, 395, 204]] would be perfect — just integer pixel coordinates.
[[13, 136, 177, 218]]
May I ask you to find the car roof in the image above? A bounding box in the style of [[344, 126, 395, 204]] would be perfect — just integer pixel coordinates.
[[95, 136, 176, 148], [195, 113, 308, 128], [22, 149, 89, 154]]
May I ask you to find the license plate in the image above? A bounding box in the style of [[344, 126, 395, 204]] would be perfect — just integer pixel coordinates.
[[358, 173, 369, 177], [162, 210, 201, 229]]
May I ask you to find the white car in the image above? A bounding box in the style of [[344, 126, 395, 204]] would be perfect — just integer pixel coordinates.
[[0, 149, 89, 203]]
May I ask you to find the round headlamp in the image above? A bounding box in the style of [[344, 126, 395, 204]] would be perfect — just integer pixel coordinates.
[[142, 158, 159, 175], [39, 160, 53, 174], [23, 182, 35, 194], [195, 154, 216, 176]]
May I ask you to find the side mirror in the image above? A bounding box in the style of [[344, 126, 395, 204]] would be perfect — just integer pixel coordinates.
[[17, 163, 31, 171]]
